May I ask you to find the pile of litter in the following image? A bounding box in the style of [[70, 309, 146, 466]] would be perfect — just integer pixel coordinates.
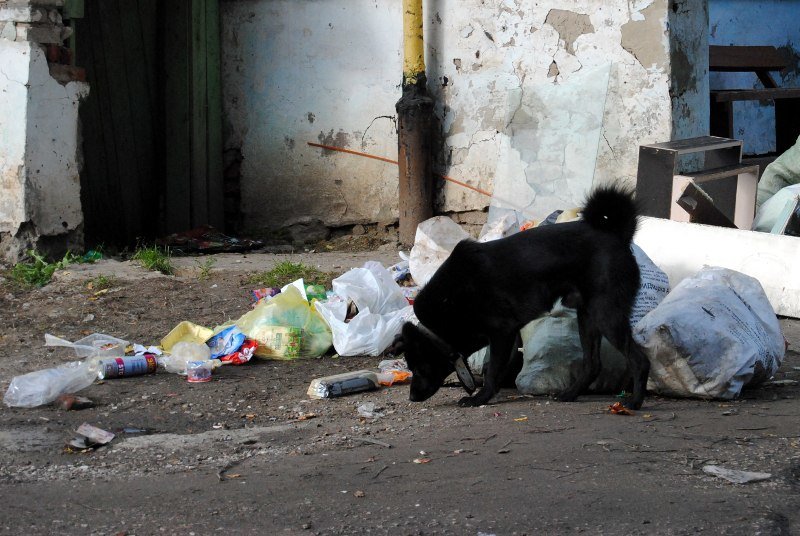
[[3, 260, 418, 409]]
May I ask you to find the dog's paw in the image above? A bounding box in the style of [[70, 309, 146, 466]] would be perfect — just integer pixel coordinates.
[[458, 395, 483, 407], [622, 398, 643, 410], [554, 390, 578, 402]]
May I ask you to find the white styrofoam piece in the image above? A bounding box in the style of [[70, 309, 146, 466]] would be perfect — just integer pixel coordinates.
[[634, 217, 800, 318]]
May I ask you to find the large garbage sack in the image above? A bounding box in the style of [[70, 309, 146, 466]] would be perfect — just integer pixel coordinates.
[[315, 262, 413, 356], [633, 266, 785, 399], [408, 216, 469, 287], [752, 184, 800, 233], [514, 244, 670, 395], [232, 285, 332, 359], [756, 134, 800, 208]]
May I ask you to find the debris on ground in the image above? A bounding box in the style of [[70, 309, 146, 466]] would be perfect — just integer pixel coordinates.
[[702, 465, 772, 484]]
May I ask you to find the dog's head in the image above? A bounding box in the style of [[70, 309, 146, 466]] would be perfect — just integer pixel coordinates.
[[399, 322, 455, 402]]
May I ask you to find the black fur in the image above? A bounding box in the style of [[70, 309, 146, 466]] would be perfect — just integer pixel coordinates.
[[403, 184, 650, 409]]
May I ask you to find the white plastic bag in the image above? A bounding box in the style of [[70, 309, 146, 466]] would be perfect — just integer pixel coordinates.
[[315, 262, 413, 356], [409, 216, 470, 287], [4, 360, 98, 408], [634, 266, 785, 399]]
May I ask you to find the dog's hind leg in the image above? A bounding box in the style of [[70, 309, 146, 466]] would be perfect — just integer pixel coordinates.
[[556, 310, 603, 402], [605, 327, 650, 410], [459, 333, 516, 407]]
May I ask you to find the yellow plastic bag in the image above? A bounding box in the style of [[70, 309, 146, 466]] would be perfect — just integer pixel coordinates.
[[230, 285, 332, 359]]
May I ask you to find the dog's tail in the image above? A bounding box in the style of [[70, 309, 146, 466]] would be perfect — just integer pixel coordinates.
[[581, 184, 638, 243]]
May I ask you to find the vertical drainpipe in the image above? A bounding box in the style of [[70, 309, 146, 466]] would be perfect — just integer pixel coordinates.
[[396, 0, 434, 246]]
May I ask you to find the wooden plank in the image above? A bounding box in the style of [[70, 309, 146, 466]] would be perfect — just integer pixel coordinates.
[[190, 0, 209, 227], [86, 0, 127, 243], [709, 45, 787, 72], [163, 0, 192, 233], [711, 88, 800, 102], [676, 181, 737, 228], [73, 4, 106, 244], [643, 136, 741, 154], [687, 164, 759, 183], [97, 0, 145, 242], [119, 0, 158, 239], [205, 0, 224, 229]]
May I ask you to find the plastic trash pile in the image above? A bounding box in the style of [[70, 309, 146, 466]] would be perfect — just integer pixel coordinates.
[[3, 261, 418, 408]]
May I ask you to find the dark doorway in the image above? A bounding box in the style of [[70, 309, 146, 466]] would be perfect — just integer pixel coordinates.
[[74, 0, 223, 249]]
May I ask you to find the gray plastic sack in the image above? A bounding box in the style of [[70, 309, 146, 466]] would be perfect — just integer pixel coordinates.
[[634, 266, 784, 399]]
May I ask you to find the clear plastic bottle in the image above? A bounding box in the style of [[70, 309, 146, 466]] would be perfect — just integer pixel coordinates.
[[3, 359, 99, 408], [158, 342, 212, 375]]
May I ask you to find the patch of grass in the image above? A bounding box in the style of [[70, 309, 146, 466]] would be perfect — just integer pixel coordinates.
[[246, 261, 335, 289], [87, 274, 116, 291], [196, 258, 215, 281], [132, 245, 174, 275], [11, 250, 76, 288]]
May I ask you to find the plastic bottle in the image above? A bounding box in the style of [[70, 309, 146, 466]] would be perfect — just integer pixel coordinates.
[[158, 342, 212, 375], [3, 359, 98, 408]]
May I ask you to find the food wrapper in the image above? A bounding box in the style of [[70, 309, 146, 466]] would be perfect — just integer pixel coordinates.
[[206, 326, 246, 359], [217, 338, 258, 365]]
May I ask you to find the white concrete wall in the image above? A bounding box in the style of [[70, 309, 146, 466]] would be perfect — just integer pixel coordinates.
[[0, 40, 29, 235], [709, 0, 800, 155], [0, 39, 88, 261], [221, 0, 703, 232]]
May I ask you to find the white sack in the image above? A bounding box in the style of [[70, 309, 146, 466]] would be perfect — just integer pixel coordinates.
[[409, 216, 469, 287], [633, 266, 785, 399], [315, 262, 413, 356]]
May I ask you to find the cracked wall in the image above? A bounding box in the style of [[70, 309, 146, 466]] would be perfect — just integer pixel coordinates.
[[0, 2, 88, 262], [221, 0, 700, 230]]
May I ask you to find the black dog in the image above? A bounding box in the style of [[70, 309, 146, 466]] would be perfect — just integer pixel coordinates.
[[399, 185, 650, 409]]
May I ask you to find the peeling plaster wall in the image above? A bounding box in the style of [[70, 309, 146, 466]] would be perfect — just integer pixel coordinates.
[[221, 0, 693, 230], [221, 1, 403, 231], [709, 0, 800, 155], [0, 40, 88, 261], [0, 40, 29, 234]]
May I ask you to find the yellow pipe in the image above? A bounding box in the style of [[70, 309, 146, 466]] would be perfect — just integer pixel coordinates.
[[402, 0, 425, 85]]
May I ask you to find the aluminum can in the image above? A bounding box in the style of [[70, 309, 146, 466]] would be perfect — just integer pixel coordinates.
[[97, 354, 158, 379]]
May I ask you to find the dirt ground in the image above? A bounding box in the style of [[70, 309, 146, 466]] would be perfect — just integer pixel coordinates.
[[0, 249, 798, 535]]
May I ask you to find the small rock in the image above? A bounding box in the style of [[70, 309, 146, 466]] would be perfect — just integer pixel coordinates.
[[351, 224, 366, 236]]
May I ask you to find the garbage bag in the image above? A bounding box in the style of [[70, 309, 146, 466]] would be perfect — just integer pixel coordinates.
[[756, 134, 800, 208], [633, 266, 785, 399], [409, 216, 470, 287], [231, 285, 331, 359], [315, 262, 413, 356], [752, 184, 800, 233]]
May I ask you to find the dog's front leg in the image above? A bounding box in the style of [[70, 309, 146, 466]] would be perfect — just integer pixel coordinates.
[[458, 334, 515, 407]]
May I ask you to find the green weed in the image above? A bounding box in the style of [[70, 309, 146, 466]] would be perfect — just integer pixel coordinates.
[[246, 261, 334, 289], [88, 274, 115, 290], [196, 258, 216, 281], [11, 250, 76, 288], [132, 245, 174, 275]]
